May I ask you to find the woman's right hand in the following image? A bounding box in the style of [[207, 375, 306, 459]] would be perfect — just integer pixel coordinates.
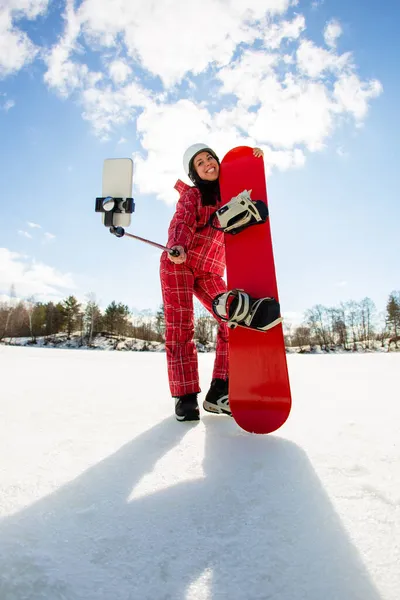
[[168, 245, 187, 264]]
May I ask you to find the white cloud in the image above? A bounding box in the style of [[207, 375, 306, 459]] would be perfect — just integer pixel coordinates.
[[76, 0, 291, 87], [218, 53, 336, 152], [5, 1, 49, 20], [27, 221, 41, 229], [333, 74, 383, 122], [18, 230, 32, 239], [133, 100, 217, 203], [81, 80, 151, 139], [0, 20, 37, 77], [324, 19, 342, 49], [218, 50, 279, 108], [0, 1, 383, 205], [262, 146, 306, 172], [43, 232, 56, 241], [43, 0, 100, 97], [1, 98, 15, 111], [132, 96, 308, 202], [263, 14, 306, 49], [0, 247, 75, 300], [296, 39, 352, 78], [109, 60, 131, 84], [0, 0, 49, 78]]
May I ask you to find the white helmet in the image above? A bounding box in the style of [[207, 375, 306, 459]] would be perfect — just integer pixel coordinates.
[[183, 143, 219, 177]]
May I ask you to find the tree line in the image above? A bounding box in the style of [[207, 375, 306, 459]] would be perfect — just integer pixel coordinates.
[[0, 293, 164, 345], [285, 293, 400, 351], [1, 289, 400, 351]]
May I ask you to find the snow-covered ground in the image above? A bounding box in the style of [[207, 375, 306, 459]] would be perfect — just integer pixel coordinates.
[[0, 346, 399, 600]]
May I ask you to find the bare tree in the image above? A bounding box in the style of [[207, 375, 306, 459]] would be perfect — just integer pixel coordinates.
[[359, 297, 376, 349], [25, 296, 36, 342], [331, 304, 348, 349], [292, 326, 312, 351], [0, 302, 12, 342], [8, 301, 26, 341], [344, 301, 359, 351], [283, 321, 293, 348], [305, 305, 330, 350], [0, 285, 17, 341], [194, 299, 216, 346], [84, 293, 102, 345]]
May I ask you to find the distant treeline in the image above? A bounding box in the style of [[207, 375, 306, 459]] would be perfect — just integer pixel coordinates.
[[286, 294, 400, 351], [1, 290, 400, 351], [0, 294, 164, 345]]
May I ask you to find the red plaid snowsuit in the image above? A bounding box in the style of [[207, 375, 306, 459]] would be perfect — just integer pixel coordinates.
[[160, 180, 229, 397]]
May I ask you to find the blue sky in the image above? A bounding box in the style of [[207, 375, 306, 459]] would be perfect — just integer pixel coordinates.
[[0, 0, 398, 325]]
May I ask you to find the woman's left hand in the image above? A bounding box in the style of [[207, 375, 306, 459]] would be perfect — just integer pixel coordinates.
[[253, 147, 264, 158]]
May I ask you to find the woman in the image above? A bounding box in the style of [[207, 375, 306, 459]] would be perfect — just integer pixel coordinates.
[[160, 143, 263, 421]]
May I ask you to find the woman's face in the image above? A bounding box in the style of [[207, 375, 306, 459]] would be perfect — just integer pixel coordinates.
[[193, 152, 219, 181]]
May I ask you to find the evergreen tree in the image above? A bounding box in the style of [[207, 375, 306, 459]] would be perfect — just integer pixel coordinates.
[[32, 303, 47, 338], [386, 291, 400, 346], [103, 301, 131, 336], [62, 296, 81, 338], [44, 302, 66, 336]]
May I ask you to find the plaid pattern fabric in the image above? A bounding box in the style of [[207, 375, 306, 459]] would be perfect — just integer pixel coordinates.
[[160, 255, 229, 397], [166, 180, 226, 276]]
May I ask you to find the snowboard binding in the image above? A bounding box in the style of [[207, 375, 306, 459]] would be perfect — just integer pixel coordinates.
[[212, 289, 283, 331], [209, 190, 268, 235]]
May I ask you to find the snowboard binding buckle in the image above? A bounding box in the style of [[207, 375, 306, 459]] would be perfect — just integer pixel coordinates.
[[212, 289, 283, 332], [210, 190, 268, 235]]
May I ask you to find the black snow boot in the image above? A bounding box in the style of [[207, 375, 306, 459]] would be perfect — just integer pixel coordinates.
[[203, 378, 231, 416], [175, 393, 200, 422]]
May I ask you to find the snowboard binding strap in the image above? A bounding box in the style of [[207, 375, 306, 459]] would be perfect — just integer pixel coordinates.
[[212, 289, 283, 331], [210, 190, 268, 235]]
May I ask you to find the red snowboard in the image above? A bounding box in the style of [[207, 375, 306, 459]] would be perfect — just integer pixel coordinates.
[[219, 146, 292, 434]]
